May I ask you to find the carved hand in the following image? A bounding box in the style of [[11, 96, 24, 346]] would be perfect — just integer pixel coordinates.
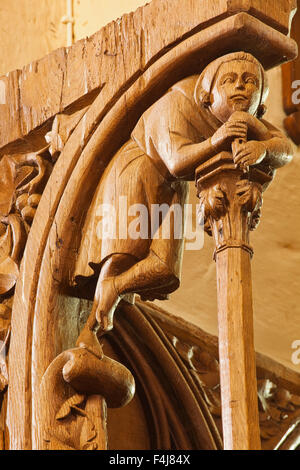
[[211, 120, 248, 152], [228, 111, 270, 141], [232, 140, 267, 171]]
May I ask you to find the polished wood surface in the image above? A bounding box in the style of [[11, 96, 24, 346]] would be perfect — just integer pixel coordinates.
[[0, 0, 297, 450]]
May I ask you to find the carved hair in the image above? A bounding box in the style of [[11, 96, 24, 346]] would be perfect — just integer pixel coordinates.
[[194, 52, 269, 118]]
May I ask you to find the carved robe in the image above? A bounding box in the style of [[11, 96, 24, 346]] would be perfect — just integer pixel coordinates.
[[73, 76, 232, 297]]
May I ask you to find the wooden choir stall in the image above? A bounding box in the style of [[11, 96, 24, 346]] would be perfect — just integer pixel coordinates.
[[0, 0, 299, 451]]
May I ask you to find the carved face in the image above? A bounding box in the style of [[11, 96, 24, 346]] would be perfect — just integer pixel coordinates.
[[209, 60, 262, 122]]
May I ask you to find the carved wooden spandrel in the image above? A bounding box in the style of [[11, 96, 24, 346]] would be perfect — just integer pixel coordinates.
[[67, 54, 292, 450], [34, 54, 292, 450]]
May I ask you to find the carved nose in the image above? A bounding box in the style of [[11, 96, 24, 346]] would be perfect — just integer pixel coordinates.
[[236, 79, 245, 90]]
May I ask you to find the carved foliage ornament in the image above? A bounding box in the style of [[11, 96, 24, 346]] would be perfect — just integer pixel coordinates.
[[170, 332, 300, 451], [0, 148, 53, 393], [0, 150, 52, 296], [0, 110, 88, 441]]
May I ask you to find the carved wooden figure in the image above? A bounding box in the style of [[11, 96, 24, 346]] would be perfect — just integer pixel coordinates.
[[73, 51, 292, 416], [0, 0, 297, 451]]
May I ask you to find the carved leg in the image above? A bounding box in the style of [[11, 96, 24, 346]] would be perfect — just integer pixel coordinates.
[[95, 249, 179, 329], [113, 249, 179, 300], [76, 253, 136, 356], [77, 250, 179, 353]]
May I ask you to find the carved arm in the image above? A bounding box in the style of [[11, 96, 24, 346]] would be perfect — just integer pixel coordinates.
[[162, 120, 249, 178], [161, 111, 289, 178], [232, 127, 293, 171], [164, 134, 217, 178], [259, 122, 294, 169]]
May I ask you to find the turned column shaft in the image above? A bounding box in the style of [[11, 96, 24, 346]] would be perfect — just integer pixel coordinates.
[[216, 246, 260, 450]]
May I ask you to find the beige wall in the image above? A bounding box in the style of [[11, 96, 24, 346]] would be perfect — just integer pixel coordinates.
[[0, 0, 66, 76], [0, 1, 299, 372], [73, 0, 147, 41], [0, 0, 147, 77]]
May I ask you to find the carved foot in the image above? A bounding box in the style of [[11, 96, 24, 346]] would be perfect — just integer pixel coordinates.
[[76, 327, 104, 359], [95, 277, 121, 333]]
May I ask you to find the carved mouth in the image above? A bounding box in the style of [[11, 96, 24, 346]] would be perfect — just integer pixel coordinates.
[[231, 94, 248, 101]]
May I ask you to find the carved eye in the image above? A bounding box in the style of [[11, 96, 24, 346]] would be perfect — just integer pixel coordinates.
[[222, 77, 234, 85], [245, 77, 257, 85]]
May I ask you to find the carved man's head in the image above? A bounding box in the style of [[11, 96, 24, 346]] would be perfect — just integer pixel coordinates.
[[195, 52, 269, 122]]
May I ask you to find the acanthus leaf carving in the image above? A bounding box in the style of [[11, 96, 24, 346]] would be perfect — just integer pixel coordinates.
[[0, 147, 54, 298], [197, 170, 265, 255], [0, 136, 57, 411], [198, 184, 228, 235]]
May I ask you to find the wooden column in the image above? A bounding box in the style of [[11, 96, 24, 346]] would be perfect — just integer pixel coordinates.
[[216, 247, 260, 449], [196, 154, 272, 449]]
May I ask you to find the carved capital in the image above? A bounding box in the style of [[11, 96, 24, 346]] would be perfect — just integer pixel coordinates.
[[196, 152, 271, 257]]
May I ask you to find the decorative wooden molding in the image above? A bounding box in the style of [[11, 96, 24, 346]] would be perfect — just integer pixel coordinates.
[[0, 0, 297, 451], [142, 302, 300, 451]]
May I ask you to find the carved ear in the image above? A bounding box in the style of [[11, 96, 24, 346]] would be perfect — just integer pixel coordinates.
[[256, 104, 267, 119], [199, 90, 212, 108], [194, 75, 212, 108]]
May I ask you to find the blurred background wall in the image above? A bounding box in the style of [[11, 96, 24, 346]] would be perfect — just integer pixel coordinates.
[[0, 0, 299, 372]]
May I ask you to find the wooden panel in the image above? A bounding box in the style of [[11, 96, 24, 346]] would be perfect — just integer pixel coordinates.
[[2, 0, 297, 451]]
